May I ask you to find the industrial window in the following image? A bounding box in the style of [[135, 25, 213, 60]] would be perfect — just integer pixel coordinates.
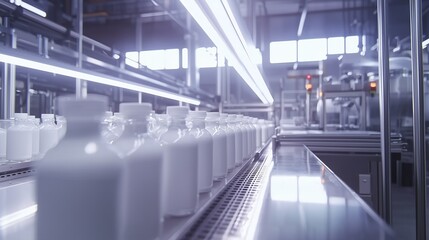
[[182, 47, 218, 69], [327, 37, 345, 55], [140, 50, 167, 70], [269, 41, 297, 63], [125, 51, 139, 68], [164, 49, 180, 69], [298, 38, 327, 62], [345, 36, 359, 53], [125, 49, 180, 70]]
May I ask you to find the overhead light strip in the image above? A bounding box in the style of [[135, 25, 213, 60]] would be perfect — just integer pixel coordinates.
[[0, 51, 201, 105], [10, 0, 46, 17], [181, 0, 273, 104], [180, 0, 269, 104], [209, 0, 273, 103]]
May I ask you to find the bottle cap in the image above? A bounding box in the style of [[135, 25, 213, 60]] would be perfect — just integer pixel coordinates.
[[41, 114, 55, 119], [206, 112, 220, 118], [166, 106, 189, 117], [188, 111, 207, 118], [119, 103, 152, 119], [219, 113, 228, 119], [113, 112, 124, 119], [14, 113, 28, 120], [57, 95, 107, 120]]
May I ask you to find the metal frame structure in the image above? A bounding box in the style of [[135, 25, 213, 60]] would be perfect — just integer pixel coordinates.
[[409, 0, 426, 239], [377, 0, 392, 224], [321, 90, 367, 131], [0, 0, 216, 119]]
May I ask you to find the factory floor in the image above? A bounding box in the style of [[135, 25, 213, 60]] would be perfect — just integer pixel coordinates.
[[391, 176, 429, 240]]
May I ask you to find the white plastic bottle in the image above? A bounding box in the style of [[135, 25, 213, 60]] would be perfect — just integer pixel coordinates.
[[113, 103, 162, 240], [28, 115, 40, 157], [39, 114, 59, 156], [236, 115, 248, 161], [6, 113, 32, 161], [219, 113, 235, 172], [259, 119, 268, 145], [206, 112, 228, 180], [227, 114, 242, 166], [252, 118, 262, 149], [0, 127, 5, 159], [268, 120, 275, 138], [109, 112, 125, 142], [56, 116, 67, 141], [188, 111, 214, 192], [153, 114, 169, 140], [37, 97, 122, 240], [160, 106, 198, 216], [245, 117, 256, 155]]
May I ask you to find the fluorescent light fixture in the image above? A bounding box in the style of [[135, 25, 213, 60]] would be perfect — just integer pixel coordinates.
[[0, 204, 37, 228], [181, 0, 273, 104], [422, 38, 429, 49], [297, 8, 307, 37], [0, 51, 201, 105], [181, 0, 267, 103], [10, 0, 46, 17]]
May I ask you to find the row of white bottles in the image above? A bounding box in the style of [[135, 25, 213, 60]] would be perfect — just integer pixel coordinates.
[[2, 113, 62, 162], [37, 98, 276, 240]]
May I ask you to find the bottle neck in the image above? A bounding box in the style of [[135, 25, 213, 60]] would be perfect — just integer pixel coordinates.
[[219, 118, 227, 126], [190, 119, 206, 128], [122, 119, 148, 136], [65, 120, 100, 138], [206, 119, 219, 127], [42, 119, 56, 125], [169, 117, 187, 129]]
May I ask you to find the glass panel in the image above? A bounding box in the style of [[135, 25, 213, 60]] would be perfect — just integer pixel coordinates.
[[269, 41, 297, 63], [125, 51, 139, 68], [345, 36, 359, 54], [140, 50, 165, 70], [297, 38, 327, 62], [164, 49, 179, 70], [327, 37, 345, 55], [197, 47, 218, 68]]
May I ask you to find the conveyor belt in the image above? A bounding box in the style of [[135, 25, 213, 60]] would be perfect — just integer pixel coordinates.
[[178, 147, 272, 239], [0, 161, 35, 182]]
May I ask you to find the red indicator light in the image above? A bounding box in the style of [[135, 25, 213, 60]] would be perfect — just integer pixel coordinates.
[[370, 82, 377, 92], [306, 74, 312, 80]]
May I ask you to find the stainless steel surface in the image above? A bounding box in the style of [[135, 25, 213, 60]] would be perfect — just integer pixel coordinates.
[[254, 145, 394, 240], [410, 0, 427, 238], [377, 0, 392, 224], [0, 141, 394, 239]]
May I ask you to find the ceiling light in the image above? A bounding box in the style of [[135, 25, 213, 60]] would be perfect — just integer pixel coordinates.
[[422, 38, 429, 49], [10, 0, 46, 17], [0, 49, 201, 105], [180, 0, 273, 104]]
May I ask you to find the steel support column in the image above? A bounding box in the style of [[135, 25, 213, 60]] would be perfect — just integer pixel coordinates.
[[410, 0, 426, 239], [136, 18, 143, 103], [186, 14, 198, 90], [377, 0, 391, 224], [75, 0, 86, 99]]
